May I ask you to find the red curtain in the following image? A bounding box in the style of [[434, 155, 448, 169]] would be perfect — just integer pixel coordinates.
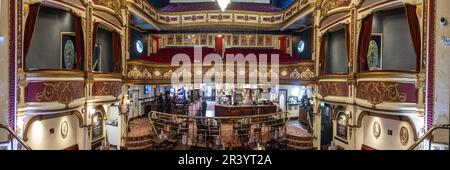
[[320, 34, 327, 75], [344, 24, 351, 65], [113, 32, 122, 73], [279, 36, 287, 53], [405, 4, 421, 71], [23, 3, 41, 67], [74, 16, 84, 71], [357, 14, 374, 71], [215, 36, 224, 54], [92, 23, 99, 56]]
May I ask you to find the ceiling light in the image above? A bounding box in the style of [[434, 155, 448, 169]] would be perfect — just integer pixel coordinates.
[[217, 0, 231, 12]]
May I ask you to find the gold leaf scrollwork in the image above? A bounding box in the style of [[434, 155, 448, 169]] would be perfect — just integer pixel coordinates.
[[97, 82, 121, 98], [142, 69, 152, 79], [290, 69, 301, 79], [164, 70, 173, 79], [300, 68, 315, 80], [359, 82, 407, 105], [128, 67, 142, 79], [319, 82, 343, 97], [35, 82, 83, 105]]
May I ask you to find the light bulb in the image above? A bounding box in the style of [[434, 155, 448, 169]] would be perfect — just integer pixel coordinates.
[[217, 0, 231, 12]]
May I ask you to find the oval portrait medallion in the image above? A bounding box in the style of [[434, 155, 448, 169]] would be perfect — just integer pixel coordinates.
[[400, 126, 409, 146], [373, 121, 381, 138], [61, 121, 68, 139]]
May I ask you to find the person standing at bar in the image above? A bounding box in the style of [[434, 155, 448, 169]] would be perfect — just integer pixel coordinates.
[[201, 97, 207, 117]]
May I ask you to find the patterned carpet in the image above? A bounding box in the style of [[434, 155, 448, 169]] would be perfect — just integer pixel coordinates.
[[128, 117, 152, 137], [127, 117, 311, 142]]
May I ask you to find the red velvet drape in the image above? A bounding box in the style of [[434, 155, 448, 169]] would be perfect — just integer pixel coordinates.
[[23, 3, 41, 67], [112, 32, 122, 73], [279, 36, 287, 53], [215, 36, 224, 54], [405, 4, 421, 71], [320, 34, 328, 75], [74, 16, 84, 71], [357, 14, 374, 71], [344, 24, 351, 65], [92, 23, 99, 56]]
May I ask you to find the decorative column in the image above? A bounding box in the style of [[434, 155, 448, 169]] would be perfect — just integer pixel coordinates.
[[82, 1, 95, 150]]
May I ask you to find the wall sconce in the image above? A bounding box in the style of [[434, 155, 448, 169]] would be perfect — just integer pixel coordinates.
[[442, 36, 450, 46], [0, 35, 4, 45]]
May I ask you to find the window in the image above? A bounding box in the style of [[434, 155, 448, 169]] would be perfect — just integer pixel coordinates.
[[297, 40, 305, 53]]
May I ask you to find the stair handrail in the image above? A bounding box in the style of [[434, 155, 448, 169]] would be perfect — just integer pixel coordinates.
[[147, 111, 158, 136], [306, 111, 314, 135], [121, 115, 130, 148], [0, 124, 32, 150], [408, 124, 450, 150]]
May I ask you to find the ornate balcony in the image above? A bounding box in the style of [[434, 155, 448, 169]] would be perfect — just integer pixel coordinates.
[[23, 69, 85, 113], [89, 73, 123, 104], [355, 71, 423, 112], [317, 74, 353, 104], [127, 0, 315, 30], [126, 59, 315, 85]]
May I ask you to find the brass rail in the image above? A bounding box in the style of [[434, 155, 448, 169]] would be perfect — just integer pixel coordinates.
[[0, 124, 32, 150], [408, 124, 450, 150]]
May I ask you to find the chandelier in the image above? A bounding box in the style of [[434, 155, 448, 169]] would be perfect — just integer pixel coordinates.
[[216, 0, 231, 12]]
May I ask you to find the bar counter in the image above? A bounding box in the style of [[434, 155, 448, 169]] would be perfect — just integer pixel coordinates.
[[214, 104, 277, 117]]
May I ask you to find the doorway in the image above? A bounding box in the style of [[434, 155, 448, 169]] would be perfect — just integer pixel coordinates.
[[320, 105, 333, 149], [128, 90, 140, 119], [279, 89, 288, 112]]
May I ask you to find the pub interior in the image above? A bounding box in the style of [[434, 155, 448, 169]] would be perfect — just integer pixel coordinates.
[[0, 0, 449, 151]]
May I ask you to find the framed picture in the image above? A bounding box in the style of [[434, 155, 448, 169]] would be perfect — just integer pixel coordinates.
[[367, 33, 383, 71], [336, 111, 348, 140], [93, 43, 102, 72], [60, 32, 77, 69]]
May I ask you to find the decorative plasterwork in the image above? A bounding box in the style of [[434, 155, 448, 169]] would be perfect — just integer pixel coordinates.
[[126, 60, 316, 84], [127, 0, 315, 27], [356, 81, 417, 105], [319, 81, 349, 98], [317, 0, 362, 23], [92, 81, 122, 98], [26, 81, 85, 106]]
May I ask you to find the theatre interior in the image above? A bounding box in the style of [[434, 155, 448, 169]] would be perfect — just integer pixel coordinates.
[[0, 0, 449, 150]]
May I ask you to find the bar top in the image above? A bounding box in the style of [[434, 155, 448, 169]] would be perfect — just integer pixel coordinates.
[[215, 104, 276, 108]]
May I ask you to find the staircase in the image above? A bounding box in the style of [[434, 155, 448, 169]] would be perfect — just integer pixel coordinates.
[[286, 134, 315, 150], [123, 134, 153, 150], [121, 116, 156, 150]]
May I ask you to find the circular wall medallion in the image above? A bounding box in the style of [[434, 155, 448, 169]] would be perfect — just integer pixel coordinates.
[[372, 121, 381, 138], [61, 121, 68, 138], [136, 40, 144, 54], [400, 126, 409, 146]]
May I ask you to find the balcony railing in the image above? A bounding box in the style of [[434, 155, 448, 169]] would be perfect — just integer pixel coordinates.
[[126, 59, 315, 85]]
